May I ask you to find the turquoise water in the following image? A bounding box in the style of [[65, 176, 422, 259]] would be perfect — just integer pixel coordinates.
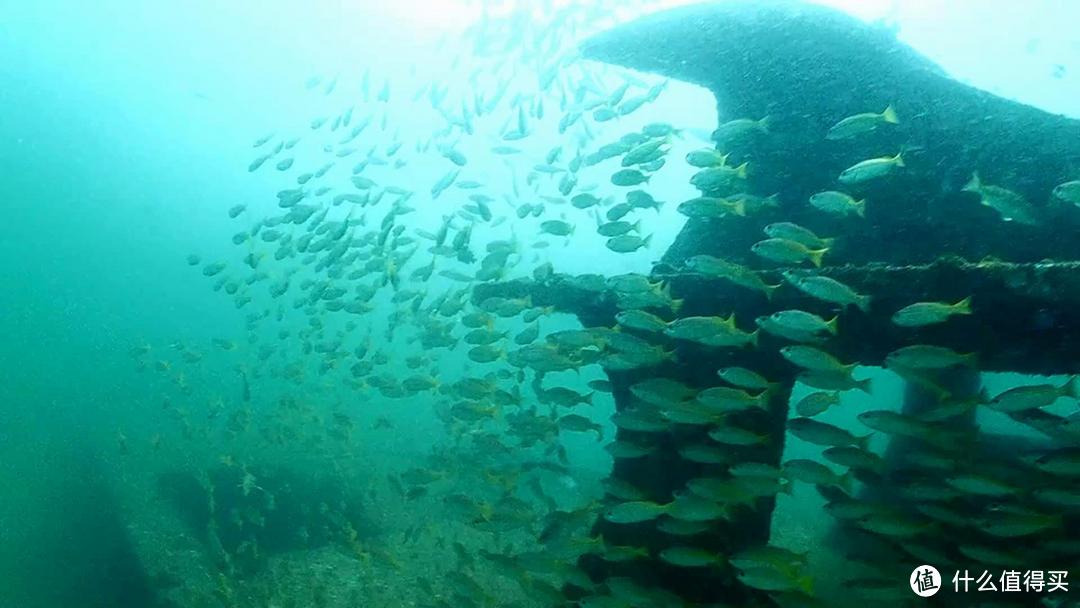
[[2, 1, 1080, 607]]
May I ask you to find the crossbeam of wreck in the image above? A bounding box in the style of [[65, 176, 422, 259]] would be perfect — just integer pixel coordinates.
[[475, 259, 1080, 376], [473, 258, 1080, 603]]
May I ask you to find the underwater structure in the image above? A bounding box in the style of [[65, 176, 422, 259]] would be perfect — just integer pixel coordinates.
[[476, 1, 1080, 604]]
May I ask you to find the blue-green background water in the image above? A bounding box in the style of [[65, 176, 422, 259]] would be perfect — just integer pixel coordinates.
[[2, 1, 1079, 606]]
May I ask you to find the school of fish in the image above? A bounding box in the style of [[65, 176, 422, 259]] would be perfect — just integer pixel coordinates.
[[123, 1, 1080, 606]]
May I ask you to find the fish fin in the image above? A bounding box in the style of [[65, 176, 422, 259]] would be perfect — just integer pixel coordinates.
[[881, 104, 899, 124], [808, 248, 826, 267]]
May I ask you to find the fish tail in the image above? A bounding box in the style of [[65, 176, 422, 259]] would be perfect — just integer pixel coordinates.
[[808, 248, 826, 267], [881, 104, 899, 124], [670, 298, 684, 315], [963, 172, 981, 192], [839, 471, 855, 495], [893, 152, 905, 167], [755, 393, 772, 411], [856, 294, 872, 313], [855, 199, 867, 218], [643, 233, 654, 248], [763, 283, 781, 301], [856, 377, 873, 395], [826, 316, 840, 335], [731, 200, 747, 217], [856, 433, 872, 452], [758, 115, 771, 132], [657, 280, 672, 302], [735, 162, 749, 179], [954, 295, 973, 314], [1063, 376, 1079, 399], [666, 347, 680, 365]]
